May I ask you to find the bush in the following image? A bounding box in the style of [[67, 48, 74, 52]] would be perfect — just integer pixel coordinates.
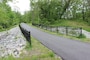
[[77, 34, 86, 38], [0, 26, 3, 31]]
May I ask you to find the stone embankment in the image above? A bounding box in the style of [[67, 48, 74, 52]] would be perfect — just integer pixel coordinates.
[[0, 27, 26, 58], [82, 30, 90, 38]]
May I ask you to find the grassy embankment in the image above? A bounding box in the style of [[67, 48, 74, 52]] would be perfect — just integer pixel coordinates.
[[34, 19, 90, 43], [52, 20, 90, 42], [0, 25, 18, 32], [51, 19, 90, 32], [0, 37, 61, 60]]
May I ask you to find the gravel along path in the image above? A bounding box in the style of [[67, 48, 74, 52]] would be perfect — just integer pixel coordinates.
[[0, 27, 26, 58]]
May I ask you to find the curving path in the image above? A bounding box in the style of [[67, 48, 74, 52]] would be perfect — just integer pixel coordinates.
[[22, 23, 90, 60]]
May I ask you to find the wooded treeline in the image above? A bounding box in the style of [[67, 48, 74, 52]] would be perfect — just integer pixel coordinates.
[[0, 0, 19, 30], [30, 0, 90, 25], [0, 0, 90, 31], [0, 0, 31, 31]]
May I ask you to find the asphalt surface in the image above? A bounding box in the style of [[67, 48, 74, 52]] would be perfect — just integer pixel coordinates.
[[21, 23, 90, 60]]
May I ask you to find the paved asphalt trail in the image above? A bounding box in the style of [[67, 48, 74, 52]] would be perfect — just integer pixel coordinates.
[[21, 23, 90, 60]]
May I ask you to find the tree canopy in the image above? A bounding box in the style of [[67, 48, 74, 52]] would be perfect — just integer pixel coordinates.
[[30, 0, 90, 25], [0, 0, 90, 31]]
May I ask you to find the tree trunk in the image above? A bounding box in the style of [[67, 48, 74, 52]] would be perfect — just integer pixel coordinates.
[[60, 0, 71, 19]]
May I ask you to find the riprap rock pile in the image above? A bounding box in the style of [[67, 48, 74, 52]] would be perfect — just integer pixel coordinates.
[[0, 27, 26, 58]]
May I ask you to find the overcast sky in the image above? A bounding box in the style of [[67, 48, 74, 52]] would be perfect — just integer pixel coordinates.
[[8, 0, 31, 15]]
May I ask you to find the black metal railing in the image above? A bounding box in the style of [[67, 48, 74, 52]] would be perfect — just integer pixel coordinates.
[[19, 23, 31, 46], [32, 23, 82, 37]]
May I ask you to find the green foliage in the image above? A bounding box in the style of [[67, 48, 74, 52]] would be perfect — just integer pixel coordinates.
[[0, 0, 31, 31], [0, 55, 15, 60], [50, 19, 90, 32], [77, 34, 86, 38], [0, 0, 90, 32], [21, 11, 31, 23], [30, 0, 90, 25], [25, 41, 32, 50]]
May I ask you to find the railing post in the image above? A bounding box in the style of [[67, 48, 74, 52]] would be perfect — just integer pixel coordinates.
[[56, 26, 59, 33], [29, 31, 31, 46], [66, 26, 68, 35], [80, 27, 82, 37], [50, 26, 52, 32]]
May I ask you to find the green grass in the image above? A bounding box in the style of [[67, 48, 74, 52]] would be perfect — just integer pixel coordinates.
[[0, 37, 61, 60], [46, 30, 90, 43], [51, 19, 90, 32], [0, 25, 18, 32]]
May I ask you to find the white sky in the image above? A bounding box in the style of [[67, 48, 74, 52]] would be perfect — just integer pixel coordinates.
[[7, 0, 31, 15]]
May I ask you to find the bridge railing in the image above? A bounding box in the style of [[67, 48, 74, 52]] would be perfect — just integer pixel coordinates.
[[19, 23, 31, 46], [32, 23, 82, 37]]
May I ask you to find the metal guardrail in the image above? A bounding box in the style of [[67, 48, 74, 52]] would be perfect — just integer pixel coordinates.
[[19, 23, 31, 46], [32, 23, 82, 37]]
